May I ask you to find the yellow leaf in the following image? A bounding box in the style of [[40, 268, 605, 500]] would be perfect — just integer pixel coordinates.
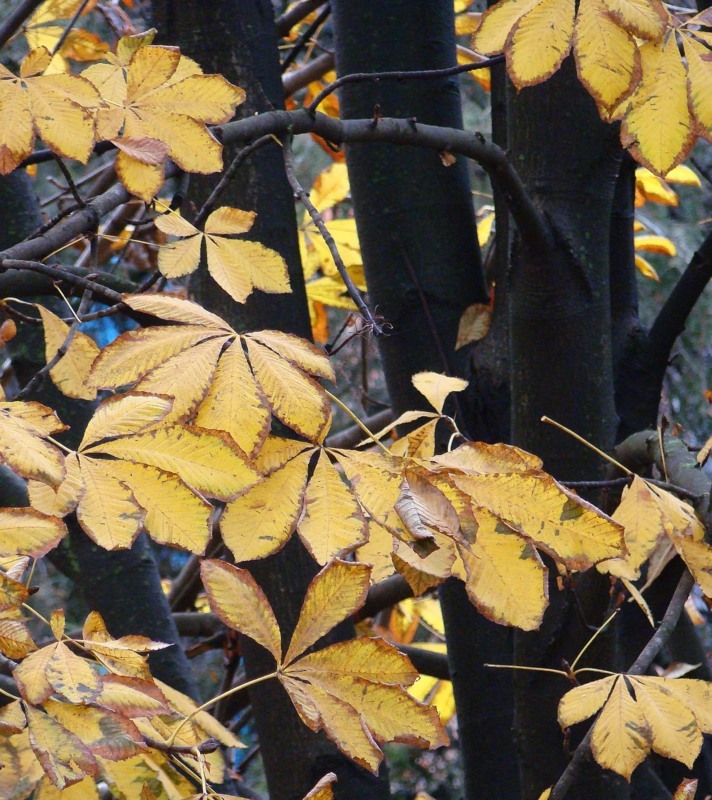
[[135, 336, 224, 423], [247, 330, 335, 381], [432, 440, 543, 473], [459, 507, 548, 630], [308, 219, 363, 276], [635, 234, 676, 256], [601, 0, 667, 41], [355, 520, 397, 583], [634, 168, 678, 206], [598, 476, 666, 579], [112, 136, 170, 165], [621, 39, 694, 175], [573, 0, 639, 112], [456, 302, 491, 348], [13, 645, 55, 704], [456, 12, 482, 36], [663, 678, 712, 733], [0, 616, 36, 659], [0, 572, 28, 611], [194, 339, 270, 458], [220, 451, 310, 561], [26, 705, 99, 789], [507, 0, 574, 89], [50, 610, 64, 641], [245, 337, 331, 442], [34, 774, 99, 800], [303, 773, 337, 800], [87, 424, 260, 501], [115, 152, 165, 202], [206, 236, 291, 303], [411, 372, 468, 414], [122, 292, 232, 330], [472, 0, 541, 55], [452, 471, 624, 569], [309, 164, 350, 213], [298, 450, 367, 564], [634, 254, 660, 281], [0, 508, 66, 558], [82, 612, 151, 680], [390, 419, 439, 459], [156, 233, 202, 278], [285, 560, 371, 665], [558, 675, 616, 727], [45, 641, 101, 703], [89, 326, 223, 389], [0, 401, 66, 486], [79, 393, 173, 450], [36, 305, 99, 400], [664, 164, 702, 186], [96, 674, 169, 719], [204, 206, 255, 235], [633, 220, 645, 232], [647, 483, 705, 541], [0, 77, 33, 174], [108, 461, 214, 554], [102, 754, 194, 800], [135, 107, 224, 173], [201, 559, 282, 662], [456, 45, 491, 91], [674, 537, 712, 597], [76, 455, 145, 549], [683, 38, 712, 139], [590, 676, 650, 779], [392, 532, 457, 595]]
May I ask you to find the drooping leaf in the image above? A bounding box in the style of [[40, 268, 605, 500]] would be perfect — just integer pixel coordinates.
[[411, 372, 468, 414]]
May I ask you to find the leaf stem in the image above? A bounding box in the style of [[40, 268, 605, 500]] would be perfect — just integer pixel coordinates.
[[569, 609, 619, 672], [166, 670, 278, 746], [325, 390, 391, 455], [483, 663, 569, 678], [541, 416, 632, 476]]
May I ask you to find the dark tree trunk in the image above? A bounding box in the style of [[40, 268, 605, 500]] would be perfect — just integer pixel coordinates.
[[150, 3, 390, 798], [330, 3, 518, 799]]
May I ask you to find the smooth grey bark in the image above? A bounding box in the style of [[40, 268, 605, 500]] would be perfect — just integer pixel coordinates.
[[330, 3, 518, 799], [150, 3, 390, 798]]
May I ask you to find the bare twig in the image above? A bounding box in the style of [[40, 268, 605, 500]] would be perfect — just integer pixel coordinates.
[[143, 735, 220, 755], [281, 3, 330, 73], [283, 141, 383, 334], [0, 259, 123, 305], [305, 56, 505, 114], [283, 52, 335, 97], [275, 0, 326, 37], [52, 155, 85, 207], [0, 0, 44, 48], [50, 0, 93, 56], [550, 569, 696, 800]]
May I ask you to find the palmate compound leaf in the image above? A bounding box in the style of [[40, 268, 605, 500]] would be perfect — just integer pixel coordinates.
[[84, 41, 245, 200], [558, 676, 712, 779], [200, 558, 447, 772], [0, 46, 101, 175], [154, 207, 291, 305], [89, 294, 334, 451]]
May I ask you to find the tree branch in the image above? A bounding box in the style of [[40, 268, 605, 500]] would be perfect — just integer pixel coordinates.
[[283, 52, 335, 97], [357, 574, 414, 620], [0, 0, 44, 48], [275, 0, 326, 37], [550, 569, 695, 800]]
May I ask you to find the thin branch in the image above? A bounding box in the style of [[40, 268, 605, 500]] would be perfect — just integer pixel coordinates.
[[275, 0, 326, 37], [15, 288, 93, 400], [281, 3, 330, 73], [52, 155, 85, 207], [0, 259, 123, 305], [549, 569, 695, 800], [356, 574, 414, 620], [398, 644, 450, 680], [283, 141, 384, 334], [50, 0, 93, 56], [0, 0, 44, 48], [648, 228, 712, 368], [283, 52, 335, 97], [305, 56, 505, 114], [143, 735, 220, 755]]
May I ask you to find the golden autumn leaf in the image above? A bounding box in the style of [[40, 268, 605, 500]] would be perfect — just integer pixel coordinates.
[[36, 305, 99, 400], [308, 163, 350, 213], [154, 206, 291, 304], [0, 508, 66, 559], [456, 302, 492, 349], [0, 615, 36, 659], [303, 773, 337, 800], [559, 676, 712, 779], [82, 611, 154, 680], [411, 372, 468, 414], [84, 42, 245, 199], [634, 168, 679, 206], [635, 234, 677, 256], [0, 401, 67, 486], [634, 254, 660, 281]]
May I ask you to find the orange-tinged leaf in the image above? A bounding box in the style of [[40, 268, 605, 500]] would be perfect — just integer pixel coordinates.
[[36, 305, 99, 400], [304, 773, 337, 800], [14, 645, 55, 704], [459, 508, 548, 630], [635, 234, 676, 256], [194, 339, 270, 458], [0, 401, 66, 486], [507, 0, 574, 88], [246, 331, 335, 381], [664, 164, 702, 186], [135, 336, 224, 423], [472, 0, 541, 54], [88, 326, 221, 389], [46, 641, 101, 703], [0, 616, 36, 658], [156, 233, 202, 278], [574, 0, 639, 112], [245, 338, 331, 442], [87, 425, 261, 501], [122, 292, 232, 330], [0, 571, 28, 611], [108, 461, 214, 554], [634, 168, 678, 206], [285, 560, 371, 665], [0, 508, 66, 558], [452, 471, 624, 569], [601, 0, 667, 40], [76, 454, 145, 549], [635, 254, 660, 281], [221, 451, 309, 561], [26, 705, 99, 789], [80, 393, 173, 450], [112, 136, 170, 165], [456, 302, 491, 348], [298, 450, 367, 564], [206, 236, 291, 302], [590, 677, 650, 779], [621, 39, 694, 175], [96, 674, 170, 718], [288, 637, 419, 686], [411, 372, 468, 414], [201, 559, 281, 661], [204, 207, 255, 235]]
